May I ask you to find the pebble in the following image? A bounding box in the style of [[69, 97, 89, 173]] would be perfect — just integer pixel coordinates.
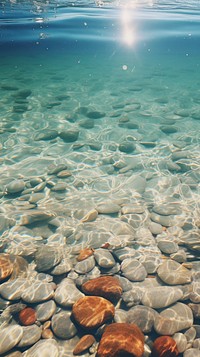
[[0, 278, 30, 300], [121, 259, 147, 281], [19, 307, 36, 326], [17, 325, 42, 347], [74, 255, 96, 274], [94, 249, 116, 269], [49, 257, 72, 275], [20, 210, 55, 225], [190, 282, 200, 303], [6, 180, 25, 194], [86, 110, 105, 119], [73, 334, 96, 355], [157, 240, 179, 254], [183, 349, 200, 357], [54, 278, 84, 307], [0, 253, 14, 281], [189, 303, 200, 319], [96, 323, 144, 357], [34, 130, 58, 141], [151, 336, 179, 357], [0, 324, 23, 354], [141, 286, 183, 309], [77, 248, 94, 262], [35, 300, 56, 322], [41, 328, 54, 339], [21, 281, 55, 303], [96, 202, 121, 214], [81, 209, 98, 222], [127, 305, 158, 333], [35, 246, 62, 272], [119, 142, 136, 153], [59, 129, 79, 142], [154, 302, 193, 335], [72, 296, 115, 330], [82, 276, 122, 302], [22, 339, 59, 357], [157, 260, 192, 285], [173, 332, 188, 353], [51, 310, 77, 339]]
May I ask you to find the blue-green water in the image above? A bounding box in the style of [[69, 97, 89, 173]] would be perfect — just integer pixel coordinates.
[[0, 1, 200, 356]]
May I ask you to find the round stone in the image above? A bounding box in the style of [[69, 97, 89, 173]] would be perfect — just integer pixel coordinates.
[[173, 333, 188, 353], [59, 129, 79, 142], [51, 310, 77, 339], [72, 296, 115, 330], [22, 339, 59, 357], [126, 305, 158, 333], [0, 254, 14, 281], [151, 336, 179, 357], [141, 286, 183, 309], [0, 278, 30, 300], [77, 248, 94, 262], [6, 180, 25, 194], [0, 325, 23, 354], [157, 260, 192, 285], [154, 302, 193, 335], [54, 278, 84, 307], [17, 325, 42, 347], [94, 249, 116, 269], [73, 335, 96, 355], [183, 348, 200, 357], [21, 281, 54, 303], [35, 300, 56, 322], [158, 240, 179, 254], [74, 255, 96, 274], [19, 307, 36, 326], [119, 142, 136, 153], [121, 259, 147, 281], [35, 246, 62, 272], [82, 276, 122, 302], [96, 323, 144, 357]]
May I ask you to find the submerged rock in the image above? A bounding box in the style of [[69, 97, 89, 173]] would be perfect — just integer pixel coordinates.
[[82, 276, 122, 302]]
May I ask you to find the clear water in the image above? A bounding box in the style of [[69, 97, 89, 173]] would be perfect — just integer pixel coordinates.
[[0, 0, 200, 355]]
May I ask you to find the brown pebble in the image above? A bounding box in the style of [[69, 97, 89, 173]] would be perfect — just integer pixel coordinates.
[[19, 307, 36, 326], [73, 334, 96, 355], [42, 328, 54, 339], [43, 320, 51, 330], [82, 276, 122, 302], [151, 336, 179, 357], [77, 248, 94, 262], [0, 254, 14, 281], [72, 296, 115, 330]]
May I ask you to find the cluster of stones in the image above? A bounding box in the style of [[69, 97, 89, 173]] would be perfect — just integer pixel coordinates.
[[0, 242, 200, 357]]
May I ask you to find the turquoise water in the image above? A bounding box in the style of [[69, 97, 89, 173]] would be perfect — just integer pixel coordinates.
[[0, 1, 200, 355]]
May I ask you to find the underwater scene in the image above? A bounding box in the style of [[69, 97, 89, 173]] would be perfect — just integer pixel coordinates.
[[0, 0, 200, 356]]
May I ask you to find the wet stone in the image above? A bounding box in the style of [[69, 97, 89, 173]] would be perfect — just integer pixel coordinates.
[[17, 325, 42, 347], [141, 286, 183, 309], [19, 307, 36, 326], [160, 125, 178, 134], [73, 334, 96, 355], [47, 163, 68, 175], [119, 142, 136, 153], [96, 202, 121, 214], [0, 253, 14, 281], [49, 257, 72, 275], [59, 129, 79, 142], [74, 255, 96, 274], [35, 300, 56, 322], [96, 323, 144, 357], [121, 259, 147, 281], [34, 130, 58, 141], [0, 278, 30, 300], [154, 302, 193, 335], [22, 339, 59, 357], [151, 336, 179, 357], [94, 249, 116, 269], [86, 110, 105, 119], [122, 288, 144, 307], [0, 324, 23, 354], [72, 296, 115, 330], [126, 305, 158, 333], [20, 210, 55, 225], [79, 118, 94, 128], [157, 240, 179, 254], [35, 246, 62, 272], [157, 260, 192, 285], [113, 247, 136, 262], [173, 332, 188, 353], [190, 282, 200, 303], [139, 255, 161, 274], [6, 180, 25, 194], [51, 310, 77, 339], [54, 278, 84, 307], [82, 276, 122, 302], [21, 281, 54, 303], [77, 248, 94, 262], [13, 89, 32, 99]]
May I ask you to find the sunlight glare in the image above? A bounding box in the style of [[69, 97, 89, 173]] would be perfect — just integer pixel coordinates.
[[121, 7, 135, 46]]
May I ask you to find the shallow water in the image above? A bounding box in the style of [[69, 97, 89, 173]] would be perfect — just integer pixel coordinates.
[[0, 0, 200, 356]]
